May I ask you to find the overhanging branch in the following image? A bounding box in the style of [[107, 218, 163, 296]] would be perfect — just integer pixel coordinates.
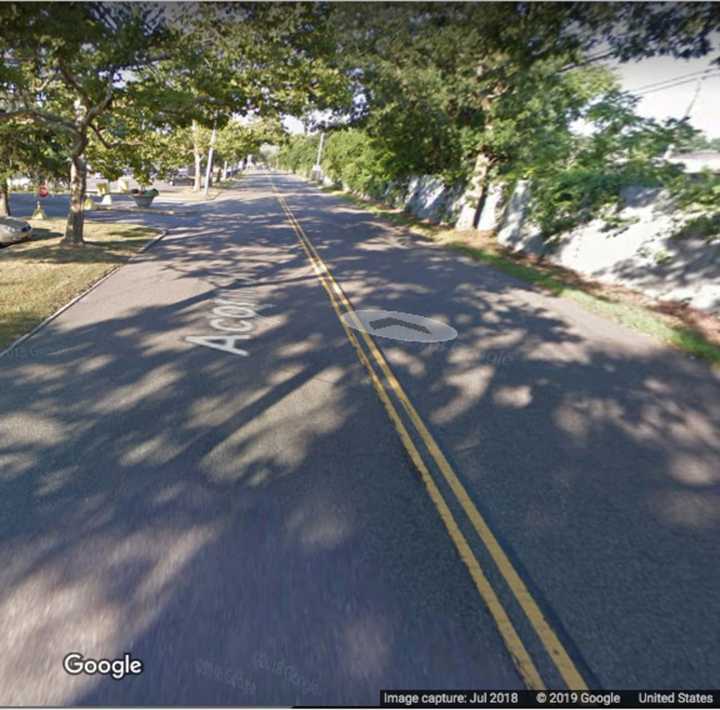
[[0, 109, 77, 133], [89, 122, 121, 149]]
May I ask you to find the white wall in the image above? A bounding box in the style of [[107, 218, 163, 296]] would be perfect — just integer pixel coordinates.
[[495, 182, 720, 314]]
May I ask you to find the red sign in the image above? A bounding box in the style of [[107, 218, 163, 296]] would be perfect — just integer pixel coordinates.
[[37, 185, 49, 198]]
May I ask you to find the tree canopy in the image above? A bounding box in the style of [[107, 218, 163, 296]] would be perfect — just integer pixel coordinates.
[[281, 2, 719, 231], [1, 2, 719, 239], [0, 2, 349, 242]]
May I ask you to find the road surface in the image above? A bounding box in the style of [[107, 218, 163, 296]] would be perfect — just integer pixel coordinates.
[[1, 172, 719, 704]]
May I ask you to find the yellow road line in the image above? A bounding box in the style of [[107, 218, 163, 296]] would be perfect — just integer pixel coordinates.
[[271, 187, 544, 689], [272, 177, 588, 690]]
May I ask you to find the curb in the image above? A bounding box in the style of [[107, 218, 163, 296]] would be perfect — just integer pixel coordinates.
[[94, 205, 197, 216], [0, 227, 169, 362]]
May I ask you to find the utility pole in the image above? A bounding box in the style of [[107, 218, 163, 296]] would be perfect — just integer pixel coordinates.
[[311, 132, 325, 181], [204, 119, 217, 198], [663, 69, 710, 160], [315, 132, 325, 168]]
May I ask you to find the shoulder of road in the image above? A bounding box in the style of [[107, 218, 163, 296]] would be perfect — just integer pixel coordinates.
[[308, 177, 720, 369]]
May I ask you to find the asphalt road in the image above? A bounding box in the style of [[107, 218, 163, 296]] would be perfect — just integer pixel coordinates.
[[1, 172, 719, 704], [6, 182, 217, 222]]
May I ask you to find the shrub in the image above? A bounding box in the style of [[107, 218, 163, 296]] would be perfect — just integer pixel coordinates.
[[278, 135, 319, 175], [323, 130, 390, 198], [667, 168, 720, 211], [672, 212, 720, 241]]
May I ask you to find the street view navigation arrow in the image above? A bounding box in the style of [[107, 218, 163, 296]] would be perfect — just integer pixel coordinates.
[[340, 308, 458, 343], [369, 317, 432, 336]]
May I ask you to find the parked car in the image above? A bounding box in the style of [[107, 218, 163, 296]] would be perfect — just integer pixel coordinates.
[[169, 167, 192, 186], [0, 217, 32, 246]]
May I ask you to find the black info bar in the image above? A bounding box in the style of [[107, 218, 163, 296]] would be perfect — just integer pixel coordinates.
[[379, 690, 720, 708]]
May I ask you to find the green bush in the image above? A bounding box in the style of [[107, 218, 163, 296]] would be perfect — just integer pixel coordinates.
[[278, 135, 319, 175], [527, 157, 682, 238], [529, 168, 628, 236], [667, 169, 720, 211], [279, 129, 401, 200], [672, 212, 720, 241], [322, 129, 390, 198]]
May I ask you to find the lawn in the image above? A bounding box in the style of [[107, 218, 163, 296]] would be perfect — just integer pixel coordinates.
[[0, 218, 159, 350], [169, 186, 223, 201]]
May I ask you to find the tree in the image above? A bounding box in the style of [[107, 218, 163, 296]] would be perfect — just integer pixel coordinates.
[[333, 3, 614, 224], [168, 2, 349, 190], [216, 116, 285, 175], [190, 122, 210, 191], [0, 119, 68, 216], [525, 90, 696, 237], [87, 121, 195, 187], [321, 129, 389, 196], [278, 134, 320, 175], [329, 3, 720, 227], [0, 3, 183, 243], [0, 2, 349, 242], [573, 2, 720, 65], [675, 129, 720, 153]]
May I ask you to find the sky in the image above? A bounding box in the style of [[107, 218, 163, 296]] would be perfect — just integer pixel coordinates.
[[612, 54, 720, 137], [282, 116, 306, 135]]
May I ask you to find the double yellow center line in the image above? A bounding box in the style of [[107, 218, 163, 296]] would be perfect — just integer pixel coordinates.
[[271, 177, 588, 691]]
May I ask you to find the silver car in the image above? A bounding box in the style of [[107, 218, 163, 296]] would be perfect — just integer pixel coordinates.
[[0, 217, 32, 246]]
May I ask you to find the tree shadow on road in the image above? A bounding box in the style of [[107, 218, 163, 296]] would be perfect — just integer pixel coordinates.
[[0, 179, 719, 704]]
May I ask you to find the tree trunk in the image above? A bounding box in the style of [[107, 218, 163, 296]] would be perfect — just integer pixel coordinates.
[[0, 179, 10, 217], [193, 150, 203, 192], [63, 153, 87, 245], [455, 151, 494, 230], [192, 121, 203, 192], [203, 121, 217, 197], [222, 160, 228, 181]]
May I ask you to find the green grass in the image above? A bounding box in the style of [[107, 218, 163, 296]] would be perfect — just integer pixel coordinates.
[[447, 242, 566, 295], [319, 181, 720, 368], [0, 218, 159, 350]]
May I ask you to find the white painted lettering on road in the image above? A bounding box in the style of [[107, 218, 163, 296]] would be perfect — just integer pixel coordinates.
[[185, 335, 250, 357], [185, 293, 265, 357]]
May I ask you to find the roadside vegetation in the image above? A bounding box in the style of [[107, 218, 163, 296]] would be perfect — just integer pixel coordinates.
[[2, 3, 719, 360], [280, 102, 718, 246], [271, 4, 719, 364], [3, 4, 718, 246], [319, 184, 720, 368], [277, 5, 719, 242], [0, 4, 346, 242], [0, 219, 158, 350]]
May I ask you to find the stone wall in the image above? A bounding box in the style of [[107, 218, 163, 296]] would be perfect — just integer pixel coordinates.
[[495, 182, 720, 314], [309, 167, 720, 314]]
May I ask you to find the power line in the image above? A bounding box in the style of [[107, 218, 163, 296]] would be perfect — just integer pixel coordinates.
[[584, 50, 614, 64], [634, 72, 720, 96], [661, 67, 717, 159], [628, 68, 715, 94], [681, 71, 712, 120]]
